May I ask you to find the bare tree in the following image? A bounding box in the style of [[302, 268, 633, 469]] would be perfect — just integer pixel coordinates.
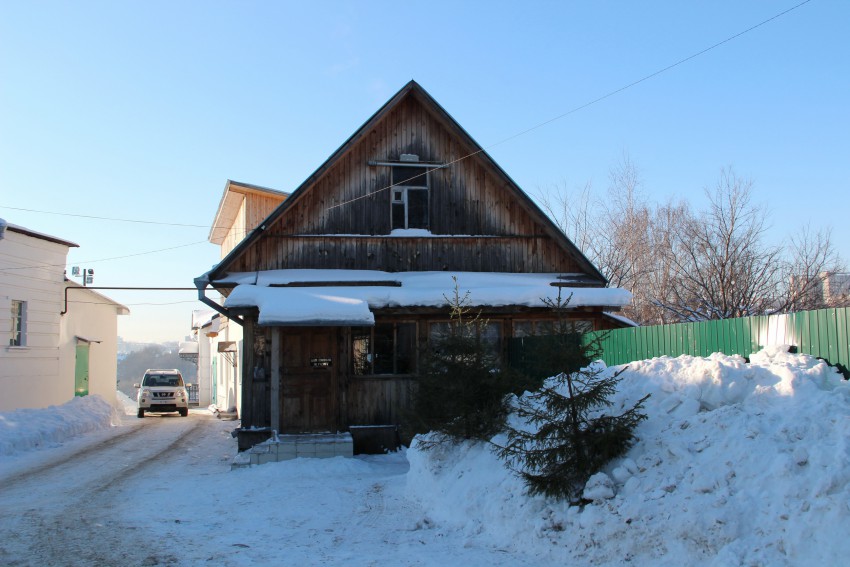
[[660, 169, 785, 320], [779, 226, 847, 311], [536, 155, 672, 325], [638, 199, 691, 324], [598, 154, 652, 291], [536, 179, 599, 258], [537, 160, 846, 326], [536, 155, 653, 288]]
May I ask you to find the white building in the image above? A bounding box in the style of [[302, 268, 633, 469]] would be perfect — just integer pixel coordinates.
[[823, 272, 850, 305], [0, 220, 128, 411], [61, 281, 129, 406], [192, 181, 288, 415]]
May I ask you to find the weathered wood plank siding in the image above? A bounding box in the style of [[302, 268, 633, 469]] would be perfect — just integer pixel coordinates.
[[232, 235, 579, 273], [227, 96, 582, 275], [346, 377, 414, 426]]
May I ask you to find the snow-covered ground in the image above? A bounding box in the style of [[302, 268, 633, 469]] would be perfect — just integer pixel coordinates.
[[1, 348, 848, 566]]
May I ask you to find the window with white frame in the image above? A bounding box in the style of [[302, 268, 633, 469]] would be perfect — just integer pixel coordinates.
[[9, 300, 26, 346], [391, 165, 429, 230]]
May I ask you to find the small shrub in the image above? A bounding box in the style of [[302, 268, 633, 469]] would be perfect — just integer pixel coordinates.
[[497, 290, 649, 503]]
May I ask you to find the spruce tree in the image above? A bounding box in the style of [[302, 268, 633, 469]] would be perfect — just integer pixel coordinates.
[[497, 291, 649, 503], [407, 277, 516, 446]]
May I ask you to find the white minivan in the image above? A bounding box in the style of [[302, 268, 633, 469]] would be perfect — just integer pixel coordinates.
[[134, 369, 190, 418]]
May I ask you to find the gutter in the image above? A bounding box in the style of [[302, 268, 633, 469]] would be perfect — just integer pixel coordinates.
[[194, 274, 244, 326]]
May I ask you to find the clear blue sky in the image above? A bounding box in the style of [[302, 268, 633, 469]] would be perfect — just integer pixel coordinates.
[[1, 1, 847, 343]]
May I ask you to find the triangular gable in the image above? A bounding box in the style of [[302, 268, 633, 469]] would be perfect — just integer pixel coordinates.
[[206, 81, 606, 283]]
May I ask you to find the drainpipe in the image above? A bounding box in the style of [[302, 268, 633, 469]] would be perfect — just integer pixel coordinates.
[[194, 274, 244, 326]]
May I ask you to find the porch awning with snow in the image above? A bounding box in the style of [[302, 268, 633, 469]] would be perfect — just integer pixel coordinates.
[[225, 286, 374, 326], [219, 270, 631, 327], [178, 341, 199, 354], [178, 341, 199, 363]]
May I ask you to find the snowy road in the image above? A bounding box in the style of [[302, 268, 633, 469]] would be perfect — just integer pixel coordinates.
[[0, 411, 546, 567], [0, 413, 213, 566]]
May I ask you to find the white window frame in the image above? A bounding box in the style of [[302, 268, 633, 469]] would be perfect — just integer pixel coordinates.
[[10, 300, 26, 347], [390, 167, 429, 230]]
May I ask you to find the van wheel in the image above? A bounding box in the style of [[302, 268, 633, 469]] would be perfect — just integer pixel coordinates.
[[137, 409, 145, 418], [179, 408, 188, 417]]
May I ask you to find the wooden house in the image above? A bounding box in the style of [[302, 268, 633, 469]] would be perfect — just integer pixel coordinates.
[[195, 81, 630, 440]]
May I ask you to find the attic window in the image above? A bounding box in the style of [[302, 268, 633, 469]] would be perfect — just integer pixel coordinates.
[[391, 164, 429, 230]]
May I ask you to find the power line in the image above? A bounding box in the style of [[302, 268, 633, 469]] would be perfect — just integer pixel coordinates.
[[0, 240, 210, 272], [0, 2, 813, 228], [69, 299, 202, 307], [1, 205, 210, 228], [0, 204, 256, 234], [61, 286, 205, 314], [326, 0, 813, 212]]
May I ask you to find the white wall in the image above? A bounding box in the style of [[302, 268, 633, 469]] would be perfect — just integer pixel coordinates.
[[59, 287, 125, 408], [197, 328, 212, 406], [0, 230, 70, 411], [197, 316, 242, 413], [215, 318, 242, 413]]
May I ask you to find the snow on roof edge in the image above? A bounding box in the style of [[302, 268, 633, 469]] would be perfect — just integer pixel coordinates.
[[222, 271, 631, 324]]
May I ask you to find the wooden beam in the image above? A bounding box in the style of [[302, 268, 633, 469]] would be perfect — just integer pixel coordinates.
[[241, 320, 254, 426], [549, 281, 604, 288], [270, 327, 281, 434], [269, 280, 401, 288]]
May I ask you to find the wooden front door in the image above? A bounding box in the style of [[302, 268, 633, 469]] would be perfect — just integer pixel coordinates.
[[280, 328, 339, 433]]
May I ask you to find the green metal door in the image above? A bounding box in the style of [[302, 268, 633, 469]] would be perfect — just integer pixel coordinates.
[[74, 343, 90, 396]]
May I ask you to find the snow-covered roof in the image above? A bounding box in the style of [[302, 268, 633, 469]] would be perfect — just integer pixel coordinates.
[[191, 309, 218, 329], [219, 270, 631, 327], [603, 311, 639, 327], [178, 341, 199, 355]]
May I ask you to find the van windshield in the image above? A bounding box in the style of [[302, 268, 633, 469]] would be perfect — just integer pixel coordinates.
[[143, 374, 184, 387]]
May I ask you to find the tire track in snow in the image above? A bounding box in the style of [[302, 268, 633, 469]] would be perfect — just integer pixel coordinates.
[[0, 414, 208, 566], [0, 420, 148, 490]]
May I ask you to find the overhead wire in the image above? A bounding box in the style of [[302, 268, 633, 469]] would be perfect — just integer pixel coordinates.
[[68, 299, 203, 307], [0, 0, 812, 268], [0, 204, 257, 233], [0, 2, 813, 228], [325, 0, 813, 213], [0, 240, 210, 272], [0, 205, 211, 227]]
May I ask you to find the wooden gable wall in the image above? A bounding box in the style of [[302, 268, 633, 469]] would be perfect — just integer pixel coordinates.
[[224, 94, 586, 275], [221, 192, 287, 259]]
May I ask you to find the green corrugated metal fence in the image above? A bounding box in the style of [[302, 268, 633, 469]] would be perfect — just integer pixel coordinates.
[[509, 308, 850, 379]]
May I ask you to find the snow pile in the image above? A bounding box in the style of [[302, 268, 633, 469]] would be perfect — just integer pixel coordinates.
[[117, 390, 138, 415], [0, 395, 120, 456], [222, 270, 631, 326], [407, 348, 850, 566]]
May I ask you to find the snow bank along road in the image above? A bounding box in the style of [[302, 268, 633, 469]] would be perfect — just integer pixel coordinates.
[[0, 412, 220, 566]]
